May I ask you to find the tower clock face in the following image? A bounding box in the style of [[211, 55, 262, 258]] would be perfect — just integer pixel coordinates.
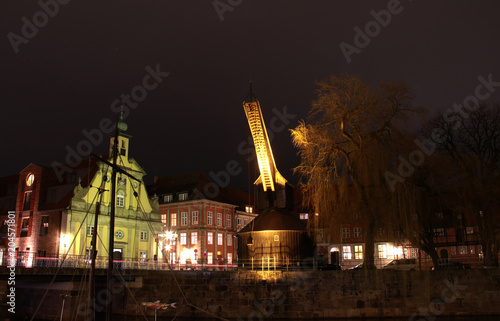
[[26, 173, 34, 187]]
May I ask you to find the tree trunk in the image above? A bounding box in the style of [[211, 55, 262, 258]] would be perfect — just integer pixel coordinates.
[[421, 244, 440, 270], [364, 215, 376, 269], [483, 241, 499, 267]]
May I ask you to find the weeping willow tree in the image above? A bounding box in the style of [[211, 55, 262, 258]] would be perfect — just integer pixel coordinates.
[[291, 74, 418, 269]]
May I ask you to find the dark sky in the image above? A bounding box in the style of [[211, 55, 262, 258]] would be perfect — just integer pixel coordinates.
[[2, 1, 500, 190]]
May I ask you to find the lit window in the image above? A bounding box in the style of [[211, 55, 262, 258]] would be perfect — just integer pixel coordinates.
[[23, 191, 32, 211], [459, 246, 467, 255], [191, 232, 198, 245], [20, 218, 29, 237], [343, 246, 351, 260], [478, 245, 483, 261], [245, 206, 253, 213], [218, 233, 223, 245], [299, 213, 309, 220], [227, 253, 233, 264], [140, 231, 148, 241], [226, 214, 231, 227], [207, 252, 213, 264], [274, 234, 279, 242], [354, 245, 363, 260], [180, 233, 187, 245], [341, 228, 350, 239], [227, 234, 232, 246], [178, 192, 188, 201], [181, 212, 188, 226], [87, 225, 94, 237], [433, 228, 444, 236], [171, 213, 177, 227], [117, 190, 125, 207], [163, 194, 173, 203], [470, 246, 475, 254], [140, 250, 147, 262], [40, 216, 49, 236], [192, 211, 199, 225], [161, 214, 167, 224], [207, 232, 213, 245], [411, 248, 419, 258], [378, 244, 387, 259], [207, 211, 213, 225], [466, 227, 474, 234], [217, 213, 222, 226], [353, 227, 361, 238]]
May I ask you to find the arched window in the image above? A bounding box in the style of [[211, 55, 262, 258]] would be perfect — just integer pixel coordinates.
[[117, 190, 125, 207]]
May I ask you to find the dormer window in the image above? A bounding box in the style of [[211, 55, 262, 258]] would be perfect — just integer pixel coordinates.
[[178, 192, 188, 201], [245, 206, 253, 213], [163, 194, 173, 203]]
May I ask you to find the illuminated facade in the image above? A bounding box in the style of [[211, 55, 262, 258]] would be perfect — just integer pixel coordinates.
[[150, 172, 255, 267], [3, 120, 163, 266]]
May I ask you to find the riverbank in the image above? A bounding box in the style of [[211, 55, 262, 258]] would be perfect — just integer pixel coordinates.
[[1, 267, 500, 320]]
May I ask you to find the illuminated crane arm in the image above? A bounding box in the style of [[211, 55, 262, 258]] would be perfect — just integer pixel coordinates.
[[243, 84, 287, 192]]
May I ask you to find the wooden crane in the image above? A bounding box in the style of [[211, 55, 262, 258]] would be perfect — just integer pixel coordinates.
[[242, 83, 289, 209]]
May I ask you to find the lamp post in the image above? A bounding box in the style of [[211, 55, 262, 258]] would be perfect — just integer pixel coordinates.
[[164, 231, 177, 269]]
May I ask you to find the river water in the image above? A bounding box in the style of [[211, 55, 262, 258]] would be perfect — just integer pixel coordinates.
[[106, 316, 498, 321]]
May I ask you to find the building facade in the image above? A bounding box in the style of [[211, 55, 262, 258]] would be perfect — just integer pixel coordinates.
[[0, 118, 163, 267], [150, 172, 256, 268]]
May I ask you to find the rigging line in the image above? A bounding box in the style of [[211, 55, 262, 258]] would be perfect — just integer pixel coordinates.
[[113, 156, 225, 321], [115, 153, 158, 258], [29, 190, 101, 321], [112, 269, 149, 321], [166, 267, 230, 321], [30, 162, 111, 321], [115, 158, 227, 321]]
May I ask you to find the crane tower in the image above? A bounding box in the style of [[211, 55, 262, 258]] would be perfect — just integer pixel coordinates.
[[243, 83, 293, 210]]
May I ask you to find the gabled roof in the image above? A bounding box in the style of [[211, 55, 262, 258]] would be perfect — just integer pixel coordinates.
[[150, 171, 254, 207]]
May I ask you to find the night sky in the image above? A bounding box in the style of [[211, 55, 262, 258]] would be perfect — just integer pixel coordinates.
[[2, 1, 500, 190]]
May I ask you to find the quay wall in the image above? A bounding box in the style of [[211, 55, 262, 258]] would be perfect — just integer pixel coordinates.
[[1, 267, 500, 319]]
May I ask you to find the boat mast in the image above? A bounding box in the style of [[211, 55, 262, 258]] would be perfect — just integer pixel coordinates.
[[105, 115, 120, 321]]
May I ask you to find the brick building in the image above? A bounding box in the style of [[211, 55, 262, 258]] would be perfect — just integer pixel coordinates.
[[0, 117, 163, 267], [150, 172, 256, 268]]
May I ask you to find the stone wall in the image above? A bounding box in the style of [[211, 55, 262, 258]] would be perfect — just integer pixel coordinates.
[[122, 268, 500, 319], [2, 267, 500, 320]]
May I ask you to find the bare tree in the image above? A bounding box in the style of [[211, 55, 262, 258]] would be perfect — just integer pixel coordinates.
[[430, 104, 500, 266], [291, 74, 417, 269]]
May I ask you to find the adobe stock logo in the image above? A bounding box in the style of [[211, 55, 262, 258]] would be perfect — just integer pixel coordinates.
[[51, 64, 169, 182], [7, 0, 71, 54], [339, 0, 410, 64], [212, 0, 243, 22]]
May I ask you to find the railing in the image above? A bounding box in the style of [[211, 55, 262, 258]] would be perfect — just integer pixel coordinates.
[[0, 252, 238, 271]]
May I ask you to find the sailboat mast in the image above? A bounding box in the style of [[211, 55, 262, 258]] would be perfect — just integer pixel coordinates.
[[88, 199, 100, 320], [106, 117, 119, 321]]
